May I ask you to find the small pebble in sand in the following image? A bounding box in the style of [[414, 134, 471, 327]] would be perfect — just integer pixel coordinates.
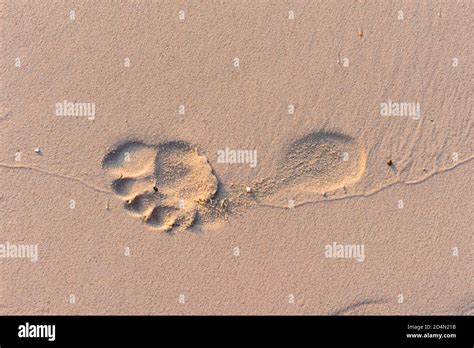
[[34, 148, 41, 154], [246, 186, 252, 193], [387, 160, 393, 166], [358, 29, 363, 38]]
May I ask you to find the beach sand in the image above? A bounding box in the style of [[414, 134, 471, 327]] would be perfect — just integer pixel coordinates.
[[1, 0, 472, 314]]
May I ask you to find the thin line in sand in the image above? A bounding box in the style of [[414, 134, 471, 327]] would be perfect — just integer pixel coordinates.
[[329, 298, 389, 315], [0, 163, 112, 194], [260, 155, 474, 209], [0, 155, 472, 209]]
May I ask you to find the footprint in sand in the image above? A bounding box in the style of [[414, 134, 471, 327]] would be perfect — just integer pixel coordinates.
[[103, 131, 366, 232], [103, 141, 219, 233], [256, 131, 366, 204]]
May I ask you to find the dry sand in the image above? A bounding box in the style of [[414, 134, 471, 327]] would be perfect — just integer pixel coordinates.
[[0, 0, 473, 314]]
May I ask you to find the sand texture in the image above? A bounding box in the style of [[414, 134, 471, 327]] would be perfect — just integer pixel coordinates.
[[0, 1, 473, 314]]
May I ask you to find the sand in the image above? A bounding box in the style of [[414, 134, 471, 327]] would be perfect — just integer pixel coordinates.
[[0, 1, 472, 314]]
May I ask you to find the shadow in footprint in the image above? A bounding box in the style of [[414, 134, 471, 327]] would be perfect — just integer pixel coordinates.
[[104, 140, 221, 233], [257, 131, 366, 204]]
